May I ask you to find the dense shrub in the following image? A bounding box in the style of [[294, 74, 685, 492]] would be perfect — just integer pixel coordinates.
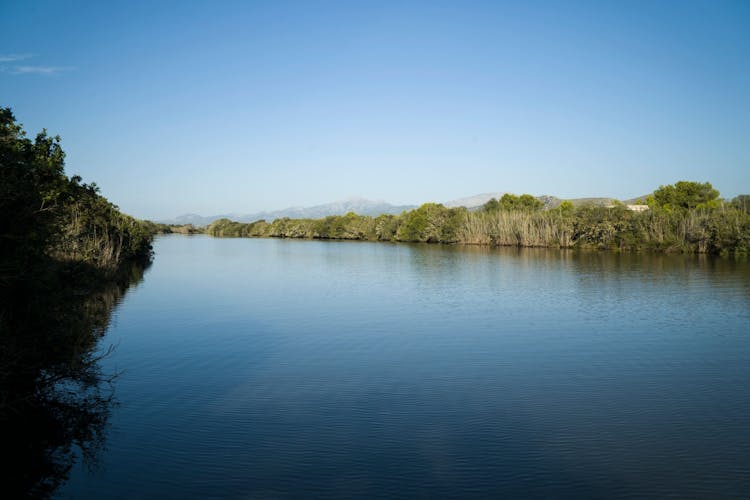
[[203, 183, 749, 256]]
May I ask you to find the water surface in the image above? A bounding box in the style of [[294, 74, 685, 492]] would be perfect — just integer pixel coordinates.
[[60, 236, 750, 498]]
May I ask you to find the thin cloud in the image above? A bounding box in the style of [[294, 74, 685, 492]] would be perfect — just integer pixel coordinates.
[[0, 54, 73, 75], [0, 53, 32, 62], [11, 65, 73, 75]]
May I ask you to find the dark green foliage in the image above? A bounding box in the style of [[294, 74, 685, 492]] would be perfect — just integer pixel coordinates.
[[1, 108, 67, 275], [0, 107, 153, 277], [649, 181, 720, 210], [482, 198, 500, 212], [483, 193, 544, 212], [396, 203, 464, 242]]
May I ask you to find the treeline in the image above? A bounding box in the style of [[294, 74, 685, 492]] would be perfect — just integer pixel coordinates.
[[146, 222, 203, 235], [1, 108, 155, 496], [206, 187, 750, 255], [1, 108, 153, 274]]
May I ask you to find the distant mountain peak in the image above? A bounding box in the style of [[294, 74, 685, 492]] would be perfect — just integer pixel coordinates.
[[444, 192, 507, 208], [161, 198, 416, 226]]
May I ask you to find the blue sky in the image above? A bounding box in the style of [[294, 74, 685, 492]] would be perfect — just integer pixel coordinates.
[[2, 0, 748, 219]]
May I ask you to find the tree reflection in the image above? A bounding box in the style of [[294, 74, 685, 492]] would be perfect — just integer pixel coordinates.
[[0, 259, 148, 498]]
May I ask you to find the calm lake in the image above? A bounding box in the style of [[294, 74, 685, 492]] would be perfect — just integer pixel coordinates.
[[60, 235, 750, 498]]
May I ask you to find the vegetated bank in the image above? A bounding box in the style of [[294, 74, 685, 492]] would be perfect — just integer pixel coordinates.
[[206, 185, 750, 256], [148, 222, 204, 235], [0, 108, 155, 497]]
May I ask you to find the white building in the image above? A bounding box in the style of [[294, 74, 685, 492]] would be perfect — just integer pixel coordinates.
[[626, 204, 650, 212]]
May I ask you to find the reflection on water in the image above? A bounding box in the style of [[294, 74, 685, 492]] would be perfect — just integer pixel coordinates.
[[0, 260, 148, 498], [61, 237, 750, 498]]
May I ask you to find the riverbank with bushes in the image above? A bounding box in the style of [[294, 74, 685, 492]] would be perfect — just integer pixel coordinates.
[[206, 188, 750, 256]]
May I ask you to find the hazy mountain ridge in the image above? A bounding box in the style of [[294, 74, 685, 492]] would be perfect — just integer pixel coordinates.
[[163, 193, 653, 226], [161, 198, 417, 225], [444, 193, 507, 208]]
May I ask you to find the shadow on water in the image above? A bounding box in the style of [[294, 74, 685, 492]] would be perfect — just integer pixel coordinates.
[[0, 257, 149, 498]]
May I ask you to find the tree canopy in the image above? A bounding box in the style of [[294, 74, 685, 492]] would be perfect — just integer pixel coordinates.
[[0, 107, 152, 276], [649, 181, 720, 210], [483, 193, 544, 212]]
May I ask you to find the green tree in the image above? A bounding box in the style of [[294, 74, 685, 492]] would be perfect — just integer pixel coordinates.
[[518, 194, 544, 211], [492, 193, 544, 211], [1, 107, 153, 279], [396, 203, 462, 242], [482, 198, 500, 212], [649, 181, 720, 210], [0, 108, 68, 270]]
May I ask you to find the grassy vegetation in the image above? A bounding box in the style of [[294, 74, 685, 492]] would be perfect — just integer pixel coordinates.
[[146, 222, 204, 235], [206, 187, 750, 256]]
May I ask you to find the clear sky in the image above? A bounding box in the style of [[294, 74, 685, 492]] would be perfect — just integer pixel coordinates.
[[2, 0, 749, 219]]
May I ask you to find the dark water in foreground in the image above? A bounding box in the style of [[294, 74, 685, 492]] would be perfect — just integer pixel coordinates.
[[59, 235, 750, 498]]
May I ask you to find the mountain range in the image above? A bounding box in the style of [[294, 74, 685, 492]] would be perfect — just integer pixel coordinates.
[[160, 193, 649, 226], [162, 198, 417, 226]]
